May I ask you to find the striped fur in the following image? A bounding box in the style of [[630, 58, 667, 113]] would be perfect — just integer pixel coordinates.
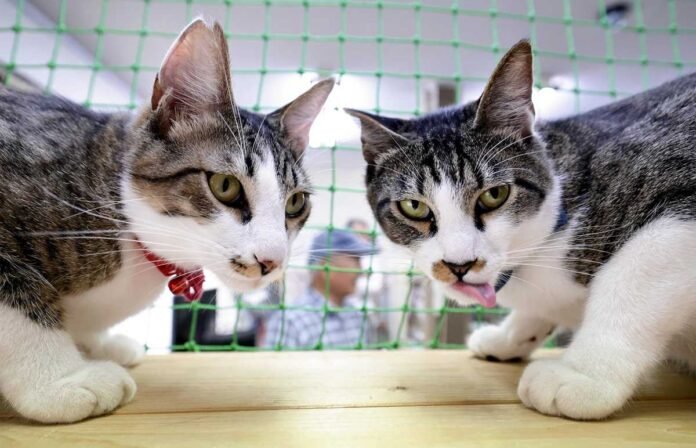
[[350, 41, 696, 420]]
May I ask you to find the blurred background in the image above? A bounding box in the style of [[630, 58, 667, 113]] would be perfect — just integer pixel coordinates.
[[2, 0, 695, 352]]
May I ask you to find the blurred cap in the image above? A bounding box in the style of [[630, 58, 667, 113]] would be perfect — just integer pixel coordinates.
[[308, 229, 378, 265]]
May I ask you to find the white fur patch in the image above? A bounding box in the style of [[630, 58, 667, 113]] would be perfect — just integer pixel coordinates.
[[0, 303, 136, 423], [62, 237, 167, 337], [516, 217, 696, 419]]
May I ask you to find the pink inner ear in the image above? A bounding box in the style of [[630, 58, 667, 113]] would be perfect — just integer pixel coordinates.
[[475, 43, 534, 136], [287, 123, 312, 150], [152, 20, 231, 119], [283, 107, 320, 150], [159, 39, 193, 90], [286, 116, 312, 137], [273, 79, 334, 155]]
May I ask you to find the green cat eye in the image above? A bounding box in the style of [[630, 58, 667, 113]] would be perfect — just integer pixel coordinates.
[[398, 199, 431, 220], [478, 184, 510, 211], [208, 173, 242, 205], [286, 192, 307, 217]]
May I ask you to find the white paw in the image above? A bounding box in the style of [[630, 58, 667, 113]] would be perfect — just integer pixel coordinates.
[[467, 325, 535, 362], [517, 359, 630, 420], [12, 361, 136, 423], [101, 335, 146, 367]]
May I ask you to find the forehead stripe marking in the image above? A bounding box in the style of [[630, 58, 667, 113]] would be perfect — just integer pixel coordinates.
[[459, 151, 484, 188], [514, 178, 545, 199], [245, 153, 255, 177], [131, 168, 200, 183]]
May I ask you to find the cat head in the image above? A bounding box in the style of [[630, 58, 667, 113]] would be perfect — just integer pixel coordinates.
[[347, 41, 560, 307], [124, 19, 333, 292]]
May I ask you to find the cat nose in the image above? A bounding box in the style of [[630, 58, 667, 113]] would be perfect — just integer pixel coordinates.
[[443, 260, 475, 281], [254, 256, 279, 276]]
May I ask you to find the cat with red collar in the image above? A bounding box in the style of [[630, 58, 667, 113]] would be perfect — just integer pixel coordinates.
[[0, 19, 333, 423]]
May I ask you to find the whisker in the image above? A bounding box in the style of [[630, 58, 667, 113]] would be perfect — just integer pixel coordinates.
[[505, 255, 605, 265], [62, 196, 156, 220], [502, 263, 595, 278], [26, 229, 121, 237], [506, 245, 615, 257], [219, 110, 244, 151], [49, 235, 221, 258], [488, 148, 546, 170], [477, 135, 513, 171], [487, 166, 537, 178], [251, 113, 269, 155], [506, 273, 545, 294], [41, 189, 217, 249], [479, 134, 535, 173], [473, 134, 496, 173]]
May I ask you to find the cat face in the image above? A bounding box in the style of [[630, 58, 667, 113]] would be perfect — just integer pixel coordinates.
[[123, 19, 333, 292], [349, 41, 559, 307]]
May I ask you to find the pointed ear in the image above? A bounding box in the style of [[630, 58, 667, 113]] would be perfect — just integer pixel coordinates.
[[474, 40, 535, 138], [151, 18, 233, 135], [267, 78, 335, 158], [344, 109, 409, 165]]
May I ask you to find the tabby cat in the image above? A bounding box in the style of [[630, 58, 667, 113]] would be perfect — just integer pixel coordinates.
[[348, 41, 696, 420], [0, 19, 333, 423]]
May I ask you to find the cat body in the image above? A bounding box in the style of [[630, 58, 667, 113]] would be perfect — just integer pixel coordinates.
[[0, 19, 333, 423], [348, 42, 696, 420], [493, 71, 696, 327]]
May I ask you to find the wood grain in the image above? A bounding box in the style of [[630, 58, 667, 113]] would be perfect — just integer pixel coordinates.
[[126, 350, 696, 414], [1, 401, 695, 448], [1, 350, 695, 447]]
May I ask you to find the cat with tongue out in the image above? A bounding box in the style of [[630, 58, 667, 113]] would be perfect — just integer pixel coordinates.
[[347, 40, 696, 420]]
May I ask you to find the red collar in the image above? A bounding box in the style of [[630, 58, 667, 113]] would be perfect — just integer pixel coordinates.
[[136, 240, 205, 302]]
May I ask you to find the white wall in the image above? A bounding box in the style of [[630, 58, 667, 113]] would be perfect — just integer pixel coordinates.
[[1, 0, 133, 105]]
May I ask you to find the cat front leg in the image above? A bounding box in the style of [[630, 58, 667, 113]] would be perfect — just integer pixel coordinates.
[[0, 304, 136, 423], [518, 217, 696, 420], [467, 310, 555, 362], [75, 332, 145, 367]]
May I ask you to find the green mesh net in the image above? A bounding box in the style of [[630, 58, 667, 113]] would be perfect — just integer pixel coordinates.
[[2, 0, 694, 352]]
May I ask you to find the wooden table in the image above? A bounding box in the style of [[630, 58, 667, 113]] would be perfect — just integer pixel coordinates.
[[1, 350, 695, 447]]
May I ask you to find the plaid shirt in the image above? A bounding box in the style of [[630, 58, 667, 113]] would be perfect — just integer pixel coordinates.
[[263, 288, 368, 349]]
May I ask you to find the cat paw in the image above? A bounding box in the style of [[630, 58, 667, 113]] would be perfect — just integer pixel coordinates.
[[467, 325, 534, 362], [101, 335, 146, 367], [517, 359, 629, 420], [80, 334, 145, 367], [12, 361, 136, 423]]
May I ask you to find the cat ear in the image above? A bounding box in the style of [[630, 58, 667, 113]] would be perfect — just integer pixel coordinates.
[[344, 109, 409, 165], [474, 40, 535, 138], [151, 18, 233, 135], [267, 78, 335, 159]]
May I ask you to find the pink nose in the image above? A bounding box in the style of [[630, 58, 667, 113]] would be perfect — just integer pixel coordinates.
[[255, 257, 279, 276]]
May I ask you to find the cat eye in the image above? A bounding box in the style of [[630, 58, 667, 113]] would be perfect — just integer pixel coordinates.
[[286, 192, 307, 217], [478, 185, 510, 211], [208, 173, 243, 205], [398, 199, 432, 221]]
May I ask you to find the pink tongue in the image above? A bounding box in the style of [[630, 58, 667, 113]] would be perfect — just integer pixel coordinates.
[[451, 282, 497, 308]]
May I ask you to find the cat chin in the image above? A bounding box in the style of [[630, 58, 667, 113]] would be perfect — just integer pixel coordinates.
[[213, 269, 282, 293]]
